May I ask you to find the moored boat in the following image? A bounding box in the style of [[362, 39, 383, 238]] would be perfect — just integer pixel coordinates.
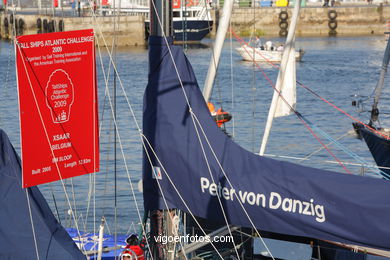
[[236, 44, 304, 62], [145, 0, 213, 43]]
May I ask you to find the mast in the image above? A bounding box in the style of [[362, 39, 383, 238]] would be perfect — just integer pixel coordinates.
[[202, 0, 234, 103], [149, 1, 173, 259], [259, 0, 301, 156], [369, 35, 390, 125], [150, 0, 172, 37]]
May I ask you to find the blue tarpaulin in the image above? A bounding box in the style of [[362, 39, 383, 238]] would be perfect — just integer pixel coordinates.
[[143, 36, 390, 251], [0, 129, 84, 259]]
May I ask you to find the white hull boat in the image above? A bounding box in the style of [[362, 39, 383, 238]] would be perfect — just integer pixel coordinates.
[[236, 45, 304, 62]]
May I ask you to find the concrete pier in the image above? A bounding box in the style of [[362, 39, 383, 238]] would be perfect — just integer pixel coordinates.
[[228, 5, 390, 37], [0, 12, 146, 46], [0, 5, 389, 46]]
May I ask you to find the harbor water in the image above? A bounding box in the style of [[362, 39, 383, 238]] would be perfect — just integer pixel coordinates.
[[0, 35, 388, 259]]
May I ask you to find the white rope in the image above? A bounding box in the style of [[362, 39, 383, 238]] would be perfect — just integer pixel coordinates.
[[74, 11, 141, 251], [144, 1, 274, 258], [189, 112, 276, 260], [88, 2, 271, 259], [92, 21, 152, 251], [89, 9, 142, 131], [229, 19, 235, 138], [189, 108, 240, 259], [146, 1, 242, 258], [142, 135, 224, 260], [142, 140, 190, 260], [98, 65, 154, 259], [25, 189, 41, 260], [83, 34, 114, 237], [147, 2, 275, 257], [92, 39, 98, 246], [60, 15, 149, 258], [88, 7, 213, 260]]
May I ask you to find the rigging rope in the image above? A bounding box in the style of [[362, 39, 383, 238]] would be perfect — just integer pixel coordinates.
[[89, 14, 155, 257], [230, 29, 352, 175], [229, 19, 236, 138], [250, 0, 257, 153], [147, 1, 280, 258], [231, 29, 390, 179], [147, 1, 238, 258], [25, 189, 41, 260], [298, 80, 390, 141], [232, 29, 390, 142]]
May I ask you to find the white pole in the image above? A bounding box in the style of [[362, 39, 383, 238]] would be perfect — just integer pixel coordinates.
[[259, 0, 301, 156], [97, 217, 105, 260], [202, 0, 234, 103]]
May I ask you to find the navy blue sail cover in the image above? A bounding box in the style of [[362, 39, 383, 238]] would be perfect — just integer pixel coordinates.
[[143, 36, 390, 250], [0, 130, 84, 259]]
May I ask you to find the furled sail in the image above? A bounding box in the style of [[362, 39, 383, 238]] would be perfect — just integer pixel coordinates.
[[274, 42, 296, 117], [0, 129, 84, 259], [143, 36, 390, 251]]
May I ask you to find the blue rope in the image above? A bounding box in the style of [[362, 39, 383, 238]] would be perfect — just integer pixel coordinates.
[[295, 112, 390, 180]]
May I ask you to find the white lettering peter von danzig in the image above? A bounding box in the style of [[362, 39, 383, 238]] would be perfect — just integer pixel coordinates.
[[200, 177, 325, 223]]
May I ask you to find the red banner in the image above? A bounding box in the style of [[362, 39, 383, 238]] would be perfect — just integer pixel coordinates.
[[16, 29, 99, 188]]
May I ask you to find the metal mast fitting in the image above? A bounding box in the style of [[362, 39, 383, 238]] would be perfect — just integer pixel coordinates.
[[150, 0, 173, 37]]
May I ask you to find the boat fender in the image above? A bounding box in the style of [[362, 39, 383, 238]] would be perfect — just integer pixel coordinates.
[[37, 18, 42, 29], [18, 19, 24, 29], [14, 19, 18, 29], [328, 10, 337, 20], [58, 19, 64, 31], [3, 17, 8, 27], [279, 21, 288, 29], [43, 19, 48, 32], [279, 29, 288, 37], [279, 10, 288, 21], [9, 14, 13, 24], [48, 20, 55, 33], [328, 20, 337, 30], [18, 19, 24, 35]]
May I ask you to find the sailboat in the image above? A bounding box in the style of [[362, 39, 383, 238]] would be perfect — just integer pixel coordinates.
[[352, 35, 390, 177], [144, 0, 213, 43], [236, 42, 304, 63], [143, 32, 390, 258], [143, 1, 390, 259]]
